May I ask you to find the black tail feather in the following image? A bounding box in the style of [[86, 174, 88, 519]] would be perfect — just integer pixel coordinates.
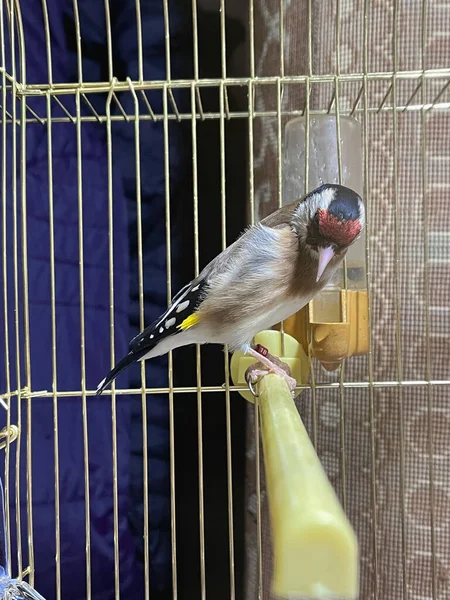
[[96, 347, 149, 395]]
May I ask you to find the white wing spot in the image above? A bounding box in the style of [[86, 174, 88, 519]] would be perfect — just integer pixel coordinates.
[[159, 326, 164, 334], [150, 334, 154, 339], [192, 284, 200, 292], [176, 300, 190, 313], [165, 317, 176, 329]]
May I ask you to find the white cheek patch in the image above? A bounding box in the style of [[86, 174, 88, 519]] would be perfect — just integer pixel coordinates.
[[165, 317, 176, 329], [315, 186, 336, 210]]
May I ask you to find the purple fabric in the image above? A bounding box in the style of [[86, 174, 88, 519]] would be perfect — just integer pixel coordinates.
[[0, 0, 190, 596]]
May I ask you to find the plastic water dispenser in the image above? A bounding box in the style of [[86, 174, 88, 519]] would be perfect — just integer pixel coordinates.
[[280, 115, 369, 370]]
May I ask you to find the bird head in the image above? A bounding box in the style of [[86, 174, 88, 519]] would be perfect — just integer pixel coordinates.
[[293, 183, 365, 282]]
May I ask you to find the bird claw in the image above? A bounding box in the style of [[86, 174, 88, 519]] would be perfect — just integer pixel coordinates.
[[245, 358, 297, 398], [253, 344, 292, 374], [245, 365, 270, 397]]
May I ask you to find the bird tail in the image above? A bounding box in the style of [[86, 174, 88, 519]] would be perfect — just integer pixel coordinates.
[[96, 347, 149, 396]]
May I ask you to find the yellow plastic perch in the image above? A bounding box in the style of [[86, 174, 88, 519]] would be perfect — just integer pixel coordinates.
[[258, 374, 359, 598], [230, 331, 359, 599]]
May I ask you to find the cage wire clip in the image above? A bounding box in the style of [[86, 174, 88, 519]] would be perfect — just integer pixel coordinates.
[[0, 425, 19, 452], [0, 393, 20, 452], [245, 374, 260, 398], [0, 388, 48, 410]]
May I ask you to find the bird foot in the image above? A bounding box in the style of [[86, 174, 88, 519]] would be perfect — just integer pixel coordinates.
[[244, 344, 297, 397]]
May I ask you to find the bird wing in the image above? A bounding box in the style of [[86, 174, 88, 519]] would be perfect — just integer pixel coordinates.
[[195, 220, 308, 351], [128, 278, 209, 353], [259, 198, 302, 228], [129, 197, 304, 355]]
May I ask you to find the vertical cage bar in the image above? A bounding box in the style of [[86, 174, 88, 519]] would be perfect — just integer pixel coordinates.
[[248, 78, 262, 600], [40, 0, 53, 87], [247, 82, 255, 227], [104, 0, 113, 82], [391, 2, 408, 597], [219, 0, 227, 80], [420, 1, 436, 598], [363, 0, 379, 596], [191, 2, 204, 116], [334, 0, 342, 183], [72, 0, 83, 84], [249, 0, 254, 78], [192, 0, 199, 81], [40, 3, 62, 595], [0, 0, 12, 570], [162, 0, 171, 81], [304, 79, 318, 449], [190, 81, 206, 600], [76, 88, 92, 600], [334, 0, 347, 512], [304, 2, 319, 449], [305, 0, 319, 451], [135, 0, 143, 82], [305, 0, 312, 174], [254, 395, 262, 598], [105, 84, 121, 600], [9, 0, 24, 578], [307, 0, 312, 76], [163, 83, 177, 600], [278, 0, 284, 78], [128, 78, 150, 600], [12, 0, 35, 580], [46, 89, 62, 600], [276, 78, 285, 358], [18, 4, 33, 480], [219, 80, 235, 600]]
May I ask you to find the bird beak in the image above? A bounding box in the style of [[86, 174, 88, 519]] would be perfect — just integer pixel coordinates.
[[316, 246, 335, 282]]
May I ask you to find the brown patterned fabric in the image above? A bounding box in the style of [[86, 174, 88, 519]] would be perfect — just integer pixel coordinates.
[[245, 1, 450, 599]]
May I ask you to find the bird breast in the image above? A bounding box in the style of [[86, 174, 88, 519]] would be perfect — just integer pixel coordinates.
[[196, 222, 343, 352], [219, 293, 315, 351]]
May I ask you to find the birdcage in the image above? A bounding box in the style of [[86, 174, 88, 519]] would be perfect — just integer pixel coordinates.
[[0, 0, 449, 599]]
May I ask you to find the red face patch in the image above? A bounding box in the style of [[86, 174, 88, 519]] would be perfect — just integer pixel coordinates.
[[318, 208, 361, 247]]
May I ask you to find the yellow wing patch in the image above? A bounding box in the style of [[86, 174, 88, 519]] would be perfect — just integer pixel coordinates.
[[178, 312, 201, 331]]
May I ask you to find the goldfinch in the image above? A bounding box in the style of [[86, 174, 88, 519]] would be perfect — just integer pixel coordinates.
[[96, 183, 365, 396]]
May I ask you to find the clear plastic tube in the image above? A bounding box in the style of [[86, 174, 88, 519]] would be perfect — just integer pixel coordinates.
[[283, 115, 367, 292]]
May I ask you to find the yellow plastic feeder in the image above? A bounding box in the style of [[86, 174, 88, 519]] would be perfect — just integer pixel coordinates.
[[281, 287, 369, 372]]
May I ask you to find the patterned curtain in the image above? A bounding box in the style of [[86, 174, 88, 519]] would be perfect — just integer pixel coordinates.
[[245, 1, 450, 599]]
